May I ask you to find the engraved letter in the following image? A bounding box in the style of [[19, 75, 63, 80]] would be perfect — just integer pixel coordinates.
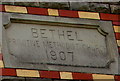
[[40, 29, 47, 38], [31, 28, 38, 38]]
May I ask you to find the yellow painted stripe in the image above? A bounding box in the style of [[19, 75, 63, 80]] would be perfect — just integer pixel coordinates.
[[78, 11, 100, 19], [93, 74, 115, 81], [60, 72, 73, 79], [48, 9, 59, 16], [5, 5, 27, 13], [16, 69, 40, 77], [114, 26, 120, 33], [0, 60, 4, 68], [117, 40, 120, 46]]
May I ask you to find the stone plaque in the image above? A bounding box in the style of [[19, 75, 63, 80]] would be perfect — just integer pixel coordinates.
[[6, 22, 108, 68], [2, 14, 118, 74]]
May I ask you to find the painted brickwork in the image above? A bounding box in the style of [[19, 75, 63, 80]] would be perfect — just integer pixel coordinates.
[[0, 5, 120, 81]]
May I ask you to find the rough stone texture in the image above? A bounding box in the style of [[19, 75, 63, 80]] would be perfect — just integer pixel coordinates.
[[2, 80, 25, 81], [0, 76, 25, 81], [25, 78, 53, 81], [1, 0, 120, 2], [1, 2, 120, 13], [110, 4, 120, 14], [2, 13, 119, 74], [39, 2, 70, 10]]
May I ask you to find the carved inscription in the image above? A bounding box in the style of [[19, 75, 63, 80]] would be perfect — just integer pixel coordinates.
[[31, 28, 82, 41], [7, 23, 108, 67]]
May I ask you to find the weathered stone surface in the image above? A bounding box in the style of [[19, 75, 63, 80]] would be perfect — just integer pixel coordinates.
[[2, 13, 119, 74]]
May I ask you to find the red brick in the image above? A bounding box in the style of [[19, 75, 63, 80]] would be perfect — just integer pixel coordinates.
[[59, 10, 79, 18], [40, 70, 60, 79], [0, 5, 5, 12], [115, 33, 120, 40], [27, 7, 48, 15], [100, 13, 120, 21], [115, 75, 120, 81], [0, 68, 2, 75], [72, 72, 93, 80], [113, 22, 120, 26], [1, 68, 16, 76]]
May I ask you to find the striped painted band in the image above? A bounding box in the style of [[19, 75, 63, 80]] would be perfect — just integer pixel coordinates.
[[114, 26, 120, 33], [114, 26, 120, 48], [0, 68, 120, 81], [0, 5, 119, 21], [0, 54, 4, 68]]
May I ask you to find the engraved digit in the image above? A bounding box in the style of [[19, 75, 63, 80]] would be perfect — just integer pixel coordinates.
[[50, 50, 57, 60], [59, 51, 66, 60], [68, 52, 74, 61]]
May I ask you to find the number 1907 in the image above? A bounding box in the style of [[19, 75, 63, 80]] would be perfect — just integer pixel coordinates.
[[47, 50, 74, 61]]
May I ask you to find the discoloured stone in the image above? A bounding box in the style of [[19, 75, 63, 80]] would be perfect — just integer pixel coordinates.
[[2, 13, 119, 75]]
